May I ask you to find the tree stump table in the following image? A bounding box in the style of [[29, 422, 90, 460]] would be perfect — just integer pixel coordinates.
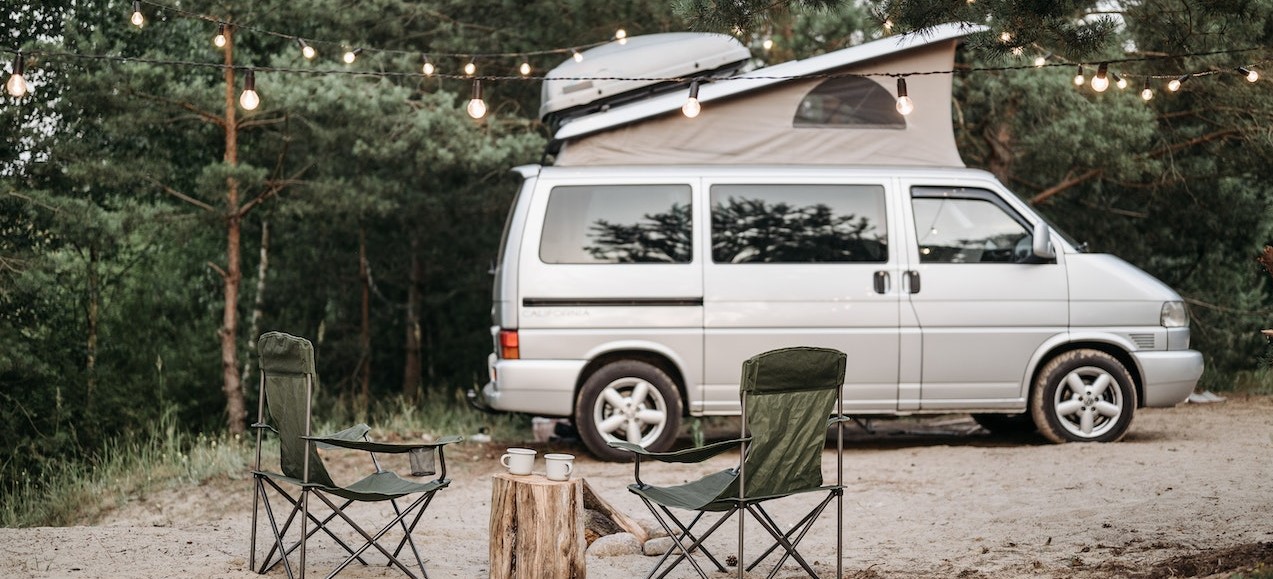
[[489, 472, 586, 579]]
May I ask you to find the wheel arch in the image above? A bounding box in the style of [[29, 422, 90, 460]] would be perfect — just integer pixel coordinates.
[[573, 348, 690, 417], [1028, 340, 1144, 408]]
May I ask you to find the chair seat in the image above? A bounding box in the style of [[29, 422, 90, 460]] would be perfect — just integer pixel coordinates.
[[256, 470, 447, 502], [631, 470, 842, 512]]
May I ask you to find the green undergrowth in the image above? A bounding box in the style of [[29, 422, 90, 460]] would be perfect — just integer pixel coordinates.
[[0, 394, 529, 528]]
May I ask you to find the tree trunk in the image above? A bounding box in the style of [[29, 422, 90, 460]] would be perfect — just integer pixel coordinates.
[[241, 219, 269, 388], [219, 26, 247, 435], [358, 224, 371, 408], [85, 243, 99, 413], [489, 473, 586, 579], [402, 235, 422, 401]]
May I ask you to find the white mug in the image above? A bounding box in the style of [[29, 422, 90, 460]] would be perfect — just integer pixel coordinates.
[[544, 453, 574, 481], [500, 448, 536, 475]]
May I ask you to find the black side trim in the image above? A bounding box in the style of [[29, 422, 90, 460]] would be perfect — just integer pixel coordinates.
[[523, 297, 704, 307]]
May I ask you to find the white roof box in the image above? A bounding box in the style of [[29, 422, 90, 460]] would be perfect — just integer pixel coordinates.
[[539, 32, 750, 126]]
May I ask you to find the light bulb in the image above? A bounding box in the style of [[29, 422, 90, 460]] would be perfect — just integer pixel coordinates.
[[1240, 67, 1259, 82], [572, 49, 583, 63], [1168, 75, 1187, 92], [1141, 87, 1153, 101], [1073, 66, 1085, 87], [299, 39, 316, 60], [6, 53, 28, 97], [1034, 55, 1047, 67], [681, 81, 701, 118], [519, 61, 531, 76], [422, 57, 435, 76], [762, 38, 774, 51], [615, 29, 627, 44], [883, 19, 894, 32], [130, 1, 144, 27], [1116, 75, 1128, 90], [239, 69, 259, 110], [214, 24, 227, 48], [895, 77, 914, 115], [999, 31, 1013, 43], [467, 80, 487, 119], [464, 61, 476, 76], [343, 48, 362, 64], [1091, 63, 1109, 92]]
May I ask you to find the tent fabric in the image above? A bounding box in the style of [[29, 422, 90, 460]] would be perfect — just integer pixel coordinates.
[[554, 41, 963, 167]]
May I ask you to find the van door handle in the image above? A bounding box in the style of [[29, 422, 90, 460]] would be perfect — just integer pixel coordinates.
[[873, 271, 890, 294], [905, 270, 921, 294]]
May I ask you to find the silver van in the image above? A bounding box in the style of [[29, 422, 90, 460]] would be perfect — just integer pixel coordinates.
[[475, 164, 1204, 461]]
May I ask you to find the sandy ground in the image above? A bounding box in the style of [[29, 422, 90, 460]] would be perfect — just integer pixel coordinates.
[[2, 396, 1271, 579]]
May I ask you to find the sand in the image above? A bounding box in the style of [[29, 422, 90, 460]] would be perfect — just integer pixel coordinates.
[[2, 396, 1271, 578]]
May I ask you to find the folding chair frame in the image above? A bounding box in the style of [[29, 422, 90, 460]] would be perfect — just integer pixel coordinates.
[[624, 349, 848, 579], [248, 363, 450, 579]]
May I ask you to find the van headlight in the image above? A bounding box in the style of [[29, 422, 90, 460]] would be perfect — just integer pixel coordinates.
[[1161, 301, 1188, 327]]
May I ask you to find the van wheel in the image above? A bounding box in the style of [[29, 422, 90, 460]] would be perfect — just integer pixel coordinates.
[[1030, 349, 1137, 444], [575, 360, 682, 462]]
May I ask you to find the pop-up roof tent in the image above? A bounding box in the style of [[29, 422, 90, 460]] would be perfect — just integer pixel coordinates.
[[545, 23, 980, 168]]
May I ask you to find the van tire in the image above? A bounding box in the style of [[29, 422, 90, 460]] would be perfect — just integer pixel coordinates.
[[1030, 349, 1136, 444], [574, 360, 683, 462]]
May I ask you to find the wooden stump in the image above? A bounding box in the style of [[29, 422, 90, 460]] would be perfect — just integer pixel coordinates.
[[489, 473, 586, 579]]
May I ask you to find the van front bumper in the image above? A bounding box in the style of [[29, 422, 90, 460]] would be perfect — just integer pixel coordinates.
[[1134, 349, 1205, 407], [481, 354, 584, 417]]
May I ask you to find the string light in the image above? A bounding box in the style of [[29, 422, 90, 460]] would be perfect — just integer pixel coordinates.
[[614, 29, 627, 45], [239, 68, 259, 110], [1239, 66, 1259, 82], [1033, 52, 1049, 67], [298, 39, 316, 60], [519, 58, 531, 76], [213, 24, 227, 48], [895, 77, 914, 115], [571, 49, 583, 63], [1114, 72, 1128, 90], [6, 52, 28, 98], [464, 60, 476, 76], [999, 31, 1013, 43], [1091, 62, 1109, 92], [421, 55, 435, 76], [1073, 65, 1085, 87], [1140, 77, 1154, 101], [762, 38, 774, 51], [130, 1, 145, 27], [1167, 74, 1188, 92], [681, 80, 701, 118], [466, 79, 487, 119], [342, 48, 362, 64]]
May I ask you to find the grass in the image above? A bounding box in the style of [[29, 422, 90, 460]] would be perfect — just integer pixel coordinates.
[[0, 393, 530, 528]]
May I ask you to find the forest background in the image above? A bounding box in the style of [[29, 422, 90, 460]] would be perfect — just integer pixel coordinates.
[[3, 0, 1272, 517]]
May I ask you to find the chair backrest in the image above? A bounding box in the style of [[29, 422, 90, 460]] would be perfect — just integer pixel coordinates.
[[735, 346, 846, 499], [256, 331, 337, 487]]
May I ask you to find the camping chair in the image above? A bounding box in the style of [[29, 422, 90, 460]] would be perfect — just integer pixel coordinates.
[[249, 331, 462, 579], [610, 346, 848, 579]]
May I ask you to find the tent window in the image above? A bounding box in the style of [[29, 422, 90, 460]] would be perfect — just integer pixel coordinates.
[[794, 76, 906, 129]]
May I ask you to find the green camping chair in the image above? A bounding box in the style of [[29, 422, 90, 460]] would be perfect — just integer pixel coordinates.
[[249, 331, 462, 579], [610, 346, 848, 579]]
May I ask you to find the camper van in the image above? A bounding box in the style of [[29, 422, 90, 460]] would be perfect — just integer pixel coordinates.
[[472, 27, 1204, 461]]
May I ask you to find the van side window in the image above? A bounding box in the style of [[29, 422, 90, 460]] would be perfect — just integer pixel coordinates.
[[540, 184, 692, 264], [710, 184, 888, 263], [911, 189, 1033, 264]]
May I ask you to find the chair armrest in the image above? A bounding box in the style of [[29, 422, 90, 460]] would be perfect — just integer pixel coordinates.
[[608, 437, 750, 464], [305, 433, 464, 453]]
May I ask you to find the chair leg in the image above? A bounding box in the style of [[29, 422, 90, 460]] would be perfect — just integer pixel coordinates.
[[257, 480, 368, 575], [743, 493, 838, 579], [635, 495, 736, 579], [255, 478, 297, 579], [251, 475, 261, 572], [389, 495, 435, 578], [315, 491, 433, 579]]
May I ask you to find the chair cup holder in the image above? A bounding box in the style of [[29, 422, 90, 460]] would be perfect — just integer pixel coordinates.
[[409, 448, 436, 477]]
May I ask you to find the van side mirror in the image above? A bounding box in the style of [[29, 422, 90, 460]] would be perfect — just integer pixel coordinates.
[[1032, 222, 1055, 261]]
